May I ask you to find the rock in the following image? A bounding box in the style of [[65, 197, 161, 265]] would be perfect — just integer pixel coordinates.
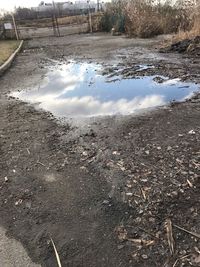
[[112, 151, 120, 155], [141, 254, 148, 259], [153, 76, 165, 83], [188, 130, 196, 135]]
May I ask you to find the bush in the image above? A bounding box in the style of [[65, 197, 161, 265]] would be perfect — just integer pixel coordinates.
[[100, 2, 126, 33], [101, 0, 200, 38], [125, 0, 184, 38]]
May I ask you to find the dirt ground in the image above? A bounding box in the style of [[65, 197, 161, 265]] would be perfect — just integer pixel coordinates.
[[0, 33, 199, 267]]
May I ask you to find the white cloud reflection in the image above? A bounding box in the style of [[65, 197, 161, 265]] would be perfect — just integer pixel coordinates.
[[11, 61, 197, 118], [13, 91, 165, 117]]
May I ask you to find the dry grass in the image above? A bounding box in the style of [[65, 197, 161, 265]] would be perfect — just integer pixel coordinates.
[[57, 15, 88, 26], [173, 17, 200, 42], [0, 40, 20, 65]]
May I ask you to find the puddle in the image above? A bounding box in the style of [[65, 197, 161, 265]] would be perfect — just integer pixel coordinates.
[[12, 61, 199, 118]]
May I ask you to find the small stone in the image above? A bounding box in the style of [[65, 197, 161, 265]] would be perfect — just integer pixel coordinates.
[[157, 146, 161, 150], [181, 171, 188, 175], [141, 254, 148, 259], [149, 217, 155, 223], [15, 199, 23, 206], [80, 166, 87, 170], [167, 146, 172, 151], [145, 150, 150, 155], [188, 130, 195, 135], [135, 217, 142, 223], [117, 245, 125, 250], [171, 191, 178, 196], [112, 151, 120, 155], [82, 151, 88, 156]]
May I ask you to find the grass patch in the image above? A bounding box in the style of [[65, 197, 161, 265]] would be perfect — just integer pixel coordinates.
[[0, 40, 20, 66]]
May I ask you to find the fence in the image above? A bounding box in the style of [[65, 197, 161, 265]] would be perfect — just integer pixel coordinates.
[[0, 13, 103, 40]]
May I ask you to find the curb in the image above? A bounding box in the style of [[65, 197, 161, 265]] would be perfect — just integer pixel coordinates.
[[0, 40, 24, 76]]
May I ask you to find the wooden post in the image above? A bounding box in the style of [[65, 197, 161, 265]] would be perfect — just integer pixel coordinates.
[[97, 0, 100, 12], [88, 1, 93, 33], [11, 13, 19, 40], [52, 1, 60, 37]]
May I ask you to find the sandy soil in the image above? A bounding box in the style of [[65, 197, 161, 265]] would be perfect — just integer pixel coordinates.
[[0, 33, 199, 267]]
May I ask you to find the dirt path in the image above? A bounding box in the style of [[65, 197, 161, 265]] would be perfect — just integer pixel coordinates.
[[0, 33, 199, 267]]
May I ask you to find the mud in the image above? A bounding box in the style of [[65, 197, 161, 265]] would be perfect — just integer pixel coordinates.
[[0, 33, 199, 267]]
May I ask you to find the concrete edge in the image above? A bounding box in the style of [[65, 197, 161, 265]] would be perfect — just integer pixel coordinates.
[[0, 40, 24, 76]]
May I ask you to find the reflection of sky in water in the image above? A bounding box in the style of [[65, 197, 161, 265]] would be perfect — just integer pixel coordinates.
[[12, 62, 199, 117]]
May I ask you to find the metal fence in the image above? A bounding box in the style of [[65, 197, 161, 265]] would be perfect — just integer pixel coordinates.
[[0, 13, 103, 40]]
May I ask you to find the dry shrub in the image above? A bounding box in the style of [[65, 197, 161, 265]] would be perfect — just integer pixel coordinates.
[[173, 3, 200, 41], [100, 1, 126, 33], [101, 0, 199, 38], [125, 0, 183, 38]]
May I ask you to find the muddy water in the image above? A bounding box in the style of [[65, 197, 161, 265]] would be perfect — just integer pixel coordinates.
[[12, 61, 199, 118]]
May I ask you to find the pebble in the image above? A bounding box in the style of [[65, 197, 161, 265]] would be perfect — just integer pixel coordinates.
[[141, 254, 148, 259], [188, 130, 196, 135]]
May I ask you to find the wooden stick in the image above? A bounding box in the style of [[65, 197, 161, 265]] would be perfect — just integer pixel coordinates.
[[11, 13, 19, 40], [174, 224, 200, 239]]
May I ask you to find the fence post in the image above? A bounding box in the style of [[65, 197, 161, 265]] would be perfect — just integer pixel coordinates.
[[88, 1, 93, 33], [11, 14, 19, 40], [52, 1, 60, 36]]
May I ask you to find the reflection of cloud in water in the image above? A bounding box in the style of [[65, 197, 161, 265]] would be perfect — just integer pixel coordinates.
[[38, 95, 165, 117], [11, 61, 198, 118], [35, 63, 88, 96]]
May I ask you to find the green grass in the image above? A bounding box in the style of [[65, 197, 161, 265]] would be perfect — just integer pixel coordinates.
[[0, 40, 20, 66]]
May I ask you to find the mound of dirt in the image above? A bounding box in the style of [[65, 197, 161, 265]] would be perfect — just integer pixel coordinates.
[[160, 36, 200, 55]]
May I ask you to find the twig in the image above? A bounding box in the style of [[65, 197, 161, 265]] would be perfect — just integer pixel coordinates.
[[139, 186, 147, 200], [192, 160, 200, 168], [50, 238, 62, 267], [127, 238, 154, 246], [165, 219, 175, 255], [37, 161, 46, 167], [26, 148, 31, 155], [179, 254, 191, 260], [174, 224, 200, 239], [138, 227, 159, 240], [172, 258, 179, 267], [187, 179, 193, 188]]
